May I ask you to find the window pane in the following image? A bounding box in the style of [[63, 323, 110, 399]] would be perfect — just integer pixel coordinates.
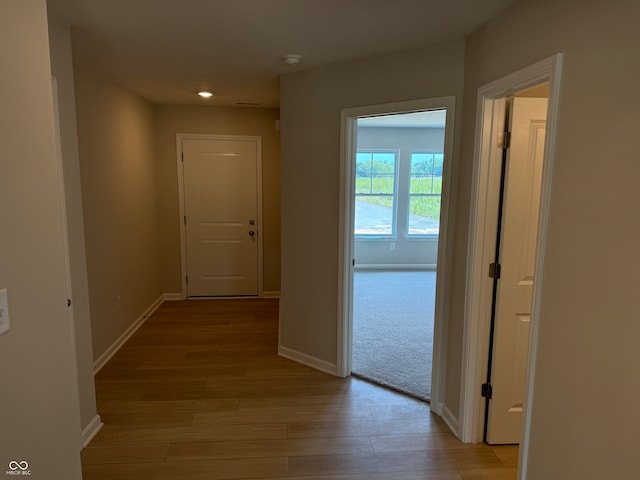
[[408, 196, 441, 235], [355, 152, 373, 194], [409, 151, 443, 235], [355, 194, 394, 235], [432, 154, 444, 193], [370, 152, 395, 194], [354, 151, 397, 235]]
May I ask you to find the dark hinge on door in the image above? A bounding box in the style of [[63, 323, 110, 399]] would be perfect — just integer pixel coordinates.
[[498, 131, 511, 149], [181, 152, 184, 162], [489, 262, 501, 279], [481, 383, 493, 399]]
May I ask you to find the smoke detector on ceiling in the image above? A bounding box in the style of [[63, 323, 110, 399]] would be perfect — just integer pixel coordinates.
[[282, 54, 302, 67]]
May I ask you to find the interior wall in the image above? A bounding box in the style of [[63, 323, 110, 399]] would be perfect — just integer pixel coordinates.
[[279, 41, 464, 368], [0, 0, 82, 477], [73, 59, 162, 362], [459, 1, 640, 477], [154, 105, 281, 296], [47, 12, 100, 440], [355, 126, 445, 268]]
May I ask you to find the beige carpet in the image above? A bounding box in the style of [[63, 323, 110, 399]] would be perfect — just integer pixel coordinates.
[[352, 270, 436, 401]]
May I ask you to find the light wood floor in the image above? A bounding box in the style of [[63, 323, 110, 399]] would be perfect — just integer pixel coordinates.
[[83, 298, 517, 479]]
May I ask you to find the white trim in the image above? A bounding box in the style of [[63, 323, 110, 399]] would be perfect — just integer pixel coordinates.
[[459, 54, 563, 480], [441, 404, 460, 436], [93, 295, 164, 373], [81, 414, 103, 448], [337, 97, 457, 416], [176, 133, 264, 298], [518, 55, 563, 480], [337, 109, 356, 377], [429, 400, 443, 416], [278, 345, 338, 376], [163, 293, 183, 301], [53, 76, 85, 451], [262, 290, 281, 298], [355, 264, 437, 270], [458, 95, 507, 442]]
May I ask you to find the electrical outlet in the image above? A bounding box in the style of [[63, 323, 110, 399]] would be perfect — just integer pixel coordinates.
[[0, 288, 10, 336], [389, 242, 396, 251]]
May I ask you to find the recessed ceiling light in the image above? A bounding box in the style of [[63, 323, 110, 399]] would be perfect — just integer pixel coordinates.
[[198, 91, 213, 98]]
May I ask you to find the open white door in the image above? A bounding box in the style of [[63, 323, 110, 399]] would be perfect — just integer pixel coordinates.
[[486, 97, 548, 444], [182, 137, 260, 297]]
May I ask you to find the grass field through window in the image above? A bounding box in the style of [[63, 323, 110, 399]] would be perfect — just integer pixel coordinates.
[[356, 176, 442, 221]]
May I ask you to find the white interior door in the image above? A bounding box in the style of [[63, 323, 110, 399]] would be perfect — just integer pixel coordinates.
[[486, 97, 548, 444], [182, 137, 259, 297]]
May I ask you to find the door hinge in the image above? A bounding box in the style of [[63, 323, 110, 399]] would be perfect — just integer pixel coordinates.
[[184, 215, 187, 225], [352, 259, 355, 267], [481, 383, 493, 399], [498, 131, 511, 149], [489, 262, 501, 279], [181, 152, 184, 162]]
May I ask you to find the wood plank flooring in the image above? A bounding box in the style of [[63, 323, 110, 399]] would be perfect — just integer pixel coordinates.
[[83, 298, 517, 479]]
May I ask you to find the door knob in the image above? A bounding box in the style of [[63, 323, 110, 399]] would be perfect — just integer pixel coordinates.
[[249, 230, 255, 236]]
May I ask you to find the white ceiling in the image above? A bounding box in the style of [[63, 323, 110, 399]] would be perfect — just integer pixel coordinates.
[[47, 0, 518, 108], [358, 110, 446, 128]]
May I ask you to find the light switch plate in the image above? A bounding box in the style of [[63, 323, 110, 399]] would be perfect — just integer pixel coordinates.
[[0, 288, 10, 336]]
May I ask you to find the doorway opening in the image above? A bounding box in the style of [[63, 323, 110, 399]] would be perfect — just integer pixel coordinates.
[[337, 97, 456, 413], [351, 111, 445, 401], [459, 54, 563, 476]]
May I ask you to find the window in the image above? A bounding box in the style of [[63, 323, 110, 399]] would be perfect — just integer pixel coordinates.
[[354, 151, 397, 235], [408, 152, 443, 235]]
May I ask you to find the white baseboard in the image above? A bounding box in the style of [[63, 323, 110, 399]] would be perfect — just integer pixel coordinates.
[[163, 292, 183, 300], [278, 345, 337, 376], [81, 414, 103, 448], [355, 264, 437, 270], [442, 404, 461, 439], [430, 400, 444, 416], [93, 295, 164, 374], [164, 292, 280, 300]]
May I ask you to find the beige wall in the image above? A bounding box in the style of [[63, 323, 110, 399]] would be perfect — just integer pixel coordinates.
[[48, 12, 100, 440], [0, 0, 82, 477], [154, 105, 281, 295], [459, 1, 640, 477], [74, 61, 162, 361], [279, 41, 465, 365]]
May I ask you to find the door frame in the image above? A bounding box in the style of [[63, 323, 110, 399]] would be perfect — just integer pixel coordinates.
[[176, 133, 263, 299], [337, 97, 456, 415], [459, 54, 563, 475]]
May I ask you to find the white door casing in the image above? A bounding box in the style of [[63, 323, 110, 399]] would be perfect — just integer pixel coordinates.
[[460, 54, 563, 480], [486, 98, 548, 444], [179, 135, 262, 297], [337, 97, 456, 417]]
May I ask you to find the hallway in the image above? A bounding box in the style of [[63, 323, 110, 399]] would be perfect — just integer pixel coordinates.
[[83, 299, 517, 479]]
